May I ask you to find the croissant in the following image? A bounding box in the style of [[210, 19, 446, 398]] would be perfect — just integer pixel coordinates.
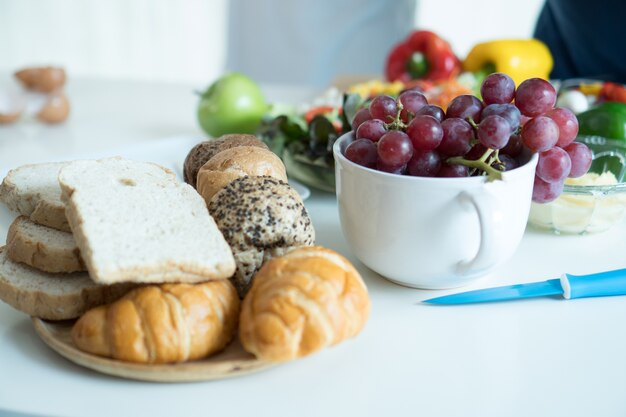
[[72, 280, 240, 364], [239, 246, 370, 362]]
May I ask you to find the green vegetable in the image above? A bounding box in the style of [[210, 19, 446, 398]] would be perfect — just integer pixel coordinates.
[[577, 102, 626, 141], [257, 93, 363, 192]]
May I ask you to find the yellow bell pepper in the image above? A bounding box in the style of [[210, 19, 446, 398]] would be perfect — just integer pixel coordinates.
[[463, 39, 553, 87]]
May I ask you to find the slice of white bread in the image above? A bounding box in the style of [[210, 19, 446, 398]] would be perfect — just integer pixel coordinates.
[[0, 246, 135, 320], [58, 158, 236, 284], [6, 216, 85, 273], [0, 162, 70, 231]]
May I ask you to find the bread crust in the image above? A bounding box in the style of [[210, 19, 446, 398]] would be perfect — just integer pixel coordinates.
[[72, 280, 240, 363], [196, 146, 287, 204], [6, 216, 85, 273], [0, 246, 134, 320], [239, 246, 370, 362], [0, 162, 70, 231]]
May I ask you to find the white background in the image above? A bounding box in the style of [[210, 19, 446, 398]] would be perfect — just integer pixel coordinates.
[[0, 0, 544, 86]]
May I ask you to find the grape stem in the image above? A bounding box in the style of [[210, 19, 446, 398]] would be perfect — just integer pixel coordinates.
[[384, 101, 408, 131], [447, 148, 503, 182], [454, 117, 505, 181], [467, 117, 479, 130]]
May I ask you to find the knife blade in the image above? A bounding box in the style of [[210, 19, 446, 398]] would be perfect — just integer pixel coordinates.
[[423, 267, 626, 305]]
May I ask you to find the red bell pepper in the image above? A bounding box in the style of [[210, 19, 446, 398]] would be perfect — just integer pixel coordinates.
[[385, 30, 461, 83], [599, 82, 626, 103]]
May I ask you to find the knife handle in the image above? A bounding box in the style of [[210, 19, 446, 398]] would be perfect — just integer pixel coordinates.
[[562, 268, 626, 299]]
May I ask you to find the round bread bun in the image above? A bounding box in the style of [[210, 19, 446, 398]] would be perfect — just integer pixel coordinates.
[[196, 146, 287, 204], [208, 176, 315, 297], [183, 134, 268, 188]]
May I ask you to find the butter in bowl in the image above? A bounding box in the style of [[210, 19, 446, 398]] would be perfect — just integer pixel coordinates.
[[528, 135, 626, 234]]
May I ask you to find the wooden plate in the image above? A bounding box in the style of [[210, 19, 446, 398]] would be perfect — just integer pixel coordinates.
[[32, 318, 275, 382]]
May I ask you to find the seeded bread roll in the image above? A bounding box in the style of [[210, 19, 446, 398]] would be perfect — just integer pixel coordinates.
[[183, 134, 268, 188], [208, 176, 315, 297], [196, 146, 287, 204]]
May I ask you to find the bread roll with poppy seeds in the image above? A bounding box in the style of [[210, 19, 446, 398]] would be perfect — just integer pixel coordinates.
[[208, 176, 315, 297]]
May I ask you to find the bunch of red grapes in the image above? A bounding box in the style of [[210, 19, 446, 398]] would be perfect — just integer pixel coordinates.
[[345, 73, 593, 203]]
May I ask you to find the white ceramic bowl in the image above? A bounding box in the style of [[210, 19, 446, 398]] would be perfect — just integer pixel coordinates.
[[333, 132, 538, 289]]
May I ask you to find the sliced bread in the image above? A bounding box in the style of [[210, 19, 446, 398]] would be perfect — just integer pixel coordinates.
[[0, 162, 70, 231], [58, 158, 236, 285], [0, 246, 134, 320], [6, 216, 85, 273]]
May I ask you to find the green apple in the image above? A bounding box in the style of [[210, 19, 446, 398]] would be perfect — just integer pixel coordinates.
[[197, 73, 268, 137]]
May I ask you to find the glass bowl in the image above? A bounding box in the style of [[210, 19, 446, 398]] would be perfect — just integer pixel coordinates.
[[528, 136, 626, 234]]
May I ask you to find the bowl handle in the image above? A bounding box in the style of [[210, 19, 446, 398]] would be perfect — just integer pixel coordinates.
[[455, 189, 501, 276]]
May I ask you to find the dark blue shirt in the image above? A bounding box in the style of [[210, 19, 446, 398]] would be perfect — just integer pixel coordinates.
[[534, 0, 626, 82]]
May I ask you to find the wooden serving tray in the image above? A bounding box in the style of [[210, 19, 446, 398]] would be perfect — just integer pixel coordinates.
[[32, 318, 275, 382]]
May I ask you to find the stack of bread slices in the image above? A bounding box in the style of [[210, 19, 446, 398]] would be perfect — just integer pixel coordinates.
[[0, 161, 134, 320], [0, 158, 245, 363]]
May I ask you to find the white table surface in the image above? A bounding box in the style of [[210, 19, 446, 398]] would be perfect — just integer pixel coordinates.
[[1, 76, 626, 417]]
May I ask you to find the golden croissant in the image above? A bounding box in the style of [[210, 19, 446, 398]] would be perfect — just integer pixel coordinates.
[[239, 246, 370, 362], [72, 280, 239, 364]]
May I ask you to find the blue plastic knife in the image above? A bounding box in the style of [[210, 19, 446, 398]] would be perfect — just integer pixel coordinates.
[[423, 268, 626, 305]]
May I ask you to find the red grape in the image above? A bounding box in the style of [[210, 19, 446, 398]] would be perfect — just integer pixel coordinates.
[[521, 116, 559, 152], [446, 95, 484, 122], [407, 150, 441, 177], [352, 108, 372, 132], [520, 115, 532, 126], [477, 115, 512, 149], [377, 161, 407, 174], [406, 115, 443, 151], [481, 103, 521, 130], [500, 133, 523, 157], [398, 90, 428, 123], [481, 72, 515, 105], [546, 107, 579, 148], [416, 105, 445, 122], [369, 95, 398, 123], [439, 118, 473, 156], [356, 119, 386, 142], [466, 143, 488, 160], [345, 138, 378, 168], [532, 176, 564, 203], [536, 147, 572, 183], [564, 142, 593, 178], [377, 130, 414, 166], [495, 154, 518, 171], [514, 78, 556, 117], [438, 163, 469, 177]]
